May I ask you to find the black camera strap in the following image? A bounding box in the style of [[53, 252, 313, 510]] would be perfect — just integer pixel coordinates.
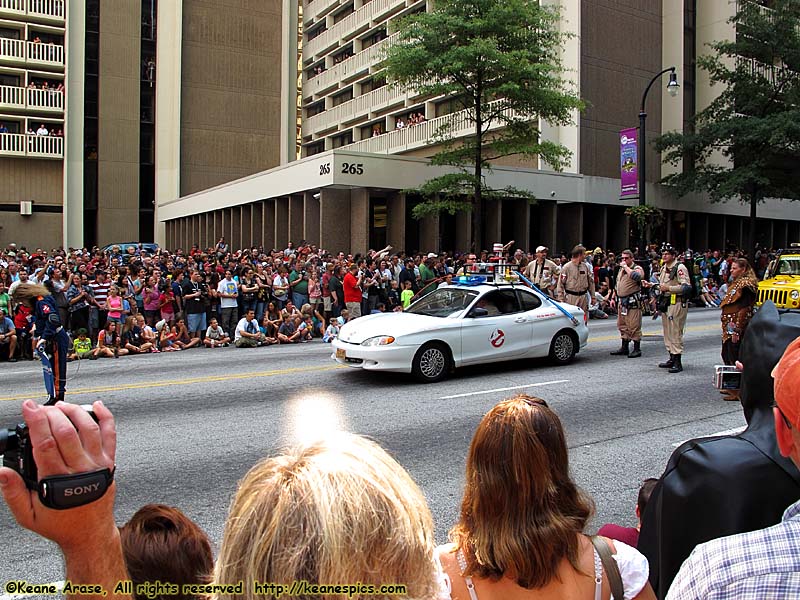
[[37, 467, 115, 510]]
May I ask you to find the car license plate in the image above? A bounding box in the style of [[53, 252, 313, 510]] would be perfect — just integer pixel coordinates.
[[336, 348, 346, 360]]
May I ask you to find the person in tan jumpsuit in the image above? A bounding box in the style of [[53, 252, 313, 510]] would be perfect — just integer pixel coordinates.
[[523, 246, 560, 297], [610, 249, 644, 358], [556, 245, 594, 312], [647, 246, 692, 373]]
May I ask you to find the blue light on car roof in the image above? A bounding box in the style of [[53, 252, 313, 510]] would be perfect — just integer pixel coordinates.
[[454, 275, 488, 285]]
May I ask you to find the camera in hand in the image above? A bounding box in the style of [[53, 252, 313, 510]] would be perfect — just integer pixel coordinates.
[[0, 404, 97, 490], [714, 365, 742, 390]]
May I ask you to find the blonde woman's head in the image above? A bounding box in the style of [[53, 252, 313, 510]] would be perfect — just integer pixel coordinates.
[[214, 433, 437, 600]]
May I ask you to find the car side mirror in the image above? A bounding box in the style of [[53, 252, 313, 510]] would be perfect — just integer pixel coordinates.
[[470, 307, 488, 318]]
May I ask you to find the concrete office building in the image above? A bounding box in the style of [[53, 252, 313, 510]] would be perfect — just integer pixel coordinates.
[[159, 0, 800, 255], [0, 0, 284, 250]]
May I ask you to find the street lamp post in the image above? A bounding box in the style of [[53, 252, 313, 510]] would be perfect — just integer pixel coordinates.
[[637, 67, 679, 256]]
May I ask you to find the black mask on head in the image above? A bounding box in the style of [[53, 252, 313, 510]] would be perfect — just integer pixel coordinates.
[[740, 301, 800, 423]]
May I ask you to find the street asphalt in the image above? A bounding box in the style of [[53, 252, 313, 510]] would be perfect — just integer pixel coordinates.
[[0, 307, 745, 589]]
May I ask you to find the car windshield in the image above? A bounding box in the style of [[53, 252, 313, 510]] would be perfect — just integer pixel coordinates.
[[775, 257, 800, 276], [405, 288, 479, 317]]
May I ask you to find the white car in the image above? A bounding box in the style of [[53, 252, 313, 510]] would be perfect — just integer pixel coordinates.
[[331, 279, 589, 382]]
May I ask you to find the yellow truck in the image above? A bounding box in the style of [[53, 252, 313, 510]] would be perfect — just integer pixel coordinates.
[[758, 243, 800, 310]]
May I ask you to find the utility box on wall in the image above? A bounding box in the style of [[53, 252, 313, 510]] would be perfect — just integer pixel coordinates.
[[20, 201, 32, 216]]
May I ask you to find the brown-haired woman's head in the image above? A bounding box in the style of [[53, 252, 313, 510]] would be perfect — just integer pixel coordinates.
[[119, 504, 213, 600], [214, 433, 437, 600], [450, 395, 594, 589], [731, 257, 757, 282]]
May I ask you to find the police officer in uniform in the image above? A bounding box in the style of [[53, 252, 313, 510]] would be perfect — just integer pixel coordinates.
[[12, 282, 70, 402], [556, 245, 595, 312], [647, 245, 692, 373], [524, 246, 560, 297], [610, 249, 644, 358]]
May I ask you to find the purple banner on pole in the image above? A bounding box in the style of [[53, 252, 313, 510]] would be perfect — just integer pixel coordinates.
[[620, 127, 638, 197]]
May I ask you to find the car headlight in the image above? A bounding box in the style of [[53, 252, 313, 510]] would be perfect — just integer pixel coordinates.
[[361, 335, 396, 346], [791, 290, 800, 300]]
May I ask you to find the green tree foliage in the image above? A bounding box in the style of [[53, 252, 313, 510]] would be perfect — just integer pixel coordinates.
[[655, 0, 800, 255], [382, 0, 583, 250]]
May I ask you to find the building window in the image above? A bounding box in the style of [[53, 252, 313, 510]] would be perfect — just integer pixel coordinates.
[[0, 28, 21, 40], [305, 141, 325, 156], [435, 96, 464, 117], [362, 27, 387, 49], [332, 44, 353, 64], [332, 87, 353, 106], [307, 23, 325, 41], [333, 3, 354, 24], [360, 76, 386, 93], [306, 100, 325, 117], [331, 131, 353, 148]]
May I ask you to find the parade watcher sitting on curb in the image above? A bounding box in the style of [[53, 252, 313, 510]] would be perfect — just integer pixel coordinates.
[[204, 317, 230, 347]]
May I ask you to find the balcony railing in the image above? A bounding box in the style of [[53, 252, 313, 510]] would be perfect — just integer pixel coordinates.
[[342, 101, 515, 154], [27, 41, 64, 65], [303, 83, 409, 135], [0, 133, 63, 158], [0, 85, 64, 111], [305, 0, 405, 57], [0, 133, 25, 156], [27, 132, 62, 157], [0, 84, 25, 108], [0, 0, 25, 15], [0, 37, 26, 61], [0, 39, 64, 66], [307, 32, 396, 93], [304, 0, 337, 26], [27, 87, 64, 110], [28, 0, 65, 20], [0, 0, 64, 19]]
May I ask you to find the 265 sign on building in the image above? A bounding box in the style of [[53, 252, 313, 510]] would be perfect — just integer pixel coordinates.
[[319, 161, 365, 176]]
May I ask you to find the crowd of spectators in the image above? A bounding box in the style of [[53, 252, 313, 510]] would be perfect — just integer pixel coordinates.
[[0, 239, 782, 364], [1, 237, 799, 600], [2, 330, 799, 600], [395, 112, 427, 129]]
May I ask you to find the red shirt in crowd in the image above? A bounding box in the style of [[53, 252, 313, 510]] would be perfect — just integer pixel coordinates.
[[343, 272, 361, 304]]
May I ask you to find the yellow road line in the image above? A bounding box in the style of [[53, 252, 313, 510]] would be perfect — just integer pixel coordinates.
[[589, 323, 719, 343], [0, 364, 345, 403]]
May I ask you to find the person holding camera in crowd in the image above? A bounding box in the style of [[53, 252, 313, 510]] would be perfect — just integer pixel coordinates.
[[609, 249, 645, 358], [181, 270, 207, 344], [12, 282, 70, 403]]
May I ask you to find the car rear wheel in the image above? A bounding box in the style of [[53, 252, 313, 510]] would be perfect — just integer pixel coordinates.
[[549, 331, 577, 365], [412, 342, 450, 383]]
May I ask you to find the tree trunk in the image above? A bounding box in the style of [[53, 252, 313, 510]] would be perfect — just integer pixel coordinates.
[[749, 193, 758, 260], [472, 104, 483, 253]]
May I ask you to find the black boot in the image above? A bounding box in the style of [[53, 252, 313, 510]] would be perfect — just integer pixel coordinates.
[[669, 354, 683, 373], [610, 339, 630, 356], [658, 354, 674, 368], [628, 340, 642, 358]]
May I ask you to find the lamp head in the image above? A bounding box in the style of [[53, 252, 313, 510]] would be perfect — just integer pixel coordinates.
[[667, 70, 680, 98]]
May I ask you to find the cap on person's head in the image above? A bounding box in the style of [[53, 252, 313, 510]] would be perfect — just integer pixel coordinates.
[[536, 246, 548, 253], [427, 252, 437, 259], [571, 245, 586, 257], [594, 247, 603, 255], [156, 319, 167, 332], [774, 336, 800, 428]]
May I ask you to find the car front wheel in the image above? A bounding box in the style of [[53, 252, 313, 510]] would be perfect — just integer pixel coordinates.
[[549, 331, 577, 365], [412, 342, 450, 383]]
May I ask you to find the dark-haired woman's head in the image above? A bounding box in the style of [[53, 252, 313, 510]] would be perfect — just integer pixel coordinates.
[[120, 504, 213, 600]]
